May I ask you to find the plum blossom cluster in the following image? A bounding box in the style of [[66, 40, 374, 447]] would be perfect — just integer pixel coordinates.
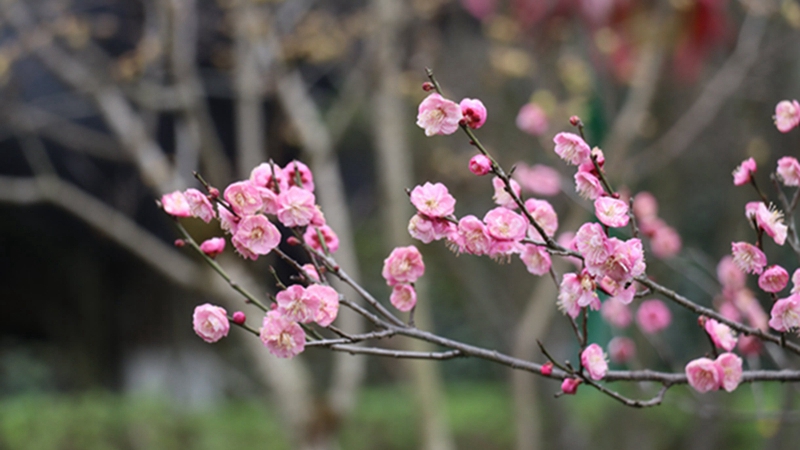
[[163, 160, 350, 358], [416, 93, 487, 136], [174, 72, 800, 407]]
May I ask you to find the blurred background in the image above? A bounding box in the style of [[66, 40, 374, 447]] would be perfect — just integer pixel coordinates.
[[1, 0, 800, 448]]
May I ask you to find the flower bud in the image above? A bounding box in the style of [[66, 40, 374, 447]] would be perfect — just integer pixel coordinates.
[[469, 154, 492, 176], [561, 377, 581, 395], [232, 311, 246, 325], [286, 236, 301, 246], [541, 361, 553, 376], [422, 82, 435, 92], [569, 115, 582, 127], [208, 187, 220, 199], [174, 239, 185, 247]]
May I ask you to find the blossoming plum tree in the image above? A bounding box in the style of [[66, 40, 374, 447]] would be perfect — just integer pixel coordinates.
[[163, 70, 800, 407]]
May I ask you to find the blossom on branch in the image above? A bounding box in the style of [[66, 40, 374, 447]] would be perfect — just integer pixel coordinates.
[[553, 132, 591, 166], [276, 285, 321, 324], [581, 343, 608, 380], [224, 181, 263, 216], [769, 294, 800, 332], [193, 304, 230, 343], [231, 215, 281, 260], [703, 318, 738, 351], [594, 196, 629, 228], [390, 283, 417, 312], [468, 154, 492, 176], [459, 98, 487, 129], [777, 157, 800, 186], [276, 187, 317, 228], [731, 242, 767, 275], [410, 182, 457, 218], [758, 265, 788, 293], [260, 310, 305, 359], [200, 237, 226, 258], [184, 188, 216, 223], [161, 190, 191, 217], [774, 99, 800, 133], [416, 93, 463, 136], [382, 246, 425, 286], [732, 158, 756, 186]]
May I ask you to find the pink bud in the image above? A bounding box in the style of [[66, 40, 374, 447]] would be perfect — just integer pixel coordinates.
[[174, 239, 185, 248], [232, 311, 246, 325], [459, 98, 487, 129], [469, 154, 492, 176], [541, 361, 553, 376], [422, 81, 435, 92], [561, 377, 581, 395], [758, 265, 789, 293], [200, 237, 226, 258], [286, 236, 301, 246], [208, 187, 220, 199], [569, 115, 582, 127]]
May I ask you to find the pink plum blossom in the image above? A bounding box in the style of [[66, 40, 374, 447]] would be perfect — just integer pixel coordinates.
[[307, 284, 339, 327], [459, 98, 487, 129], [513, 163, 561, 196], [161, 191, 191, 217], [416, 93, 463, 136], [769, 294, 800, 332], [184, 188, 216, 223], [232, 215, 281, 259], [492, 176, 522, 209], [224, 180, 263, 216], [452, 215, 492, 255], [520, 244, 551, 276], [716, 352, 743, 392], [732, 157, 757, 186], [218, 205, 239, 234], [685, 357, 721, 393], [755, 203, 787, 246], [718, 255, 746, 291], [250, 162, 288, 192], [759, 265, 789, 293], [608, 337, 636, 364], [601, 297, 632, 328], [192, 304, 230, 343], [260, 310, 305, 358], [561, 377, 581, 395], [587, 238, 645, 286], [276, 285, 320, 324], [304, 225, 340, 254], [777, 157, 800, 186], [636, 299, 672, 334], [650, 225, 682, 259], [483, 207, 527, 241], [408, 214, 454, 244], [200, 237, 226, 257], [283, 160, 315, 192], [276, 186, 317, 228], [575, 222, 609, 266], [516, 103, 549, 136], [731, 242, 767, 275], [594, 196, 630, 228], [558, 270, 600, 318], [574, 171, 604, 200], [553, 132, 591, 166], [581, 343, 608, 380], [774, 99, 800, 133], [704, 318, 738, 351], [410, 182, 456, 218], [390, 283, 417, 312], [382, 246, 425, 286], [524, 198, 558, 240], [469, 154, 492, 176], [302, 264, 320, 282]]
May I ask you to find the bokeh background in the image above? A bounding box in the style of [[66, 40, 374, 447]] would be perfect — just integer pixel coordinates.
[[1, 0, 800, 449]]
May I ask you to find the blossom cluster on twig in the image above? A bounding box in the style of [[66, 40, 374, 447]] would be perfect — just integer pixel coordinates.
[[160, 70, 800, 408]]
